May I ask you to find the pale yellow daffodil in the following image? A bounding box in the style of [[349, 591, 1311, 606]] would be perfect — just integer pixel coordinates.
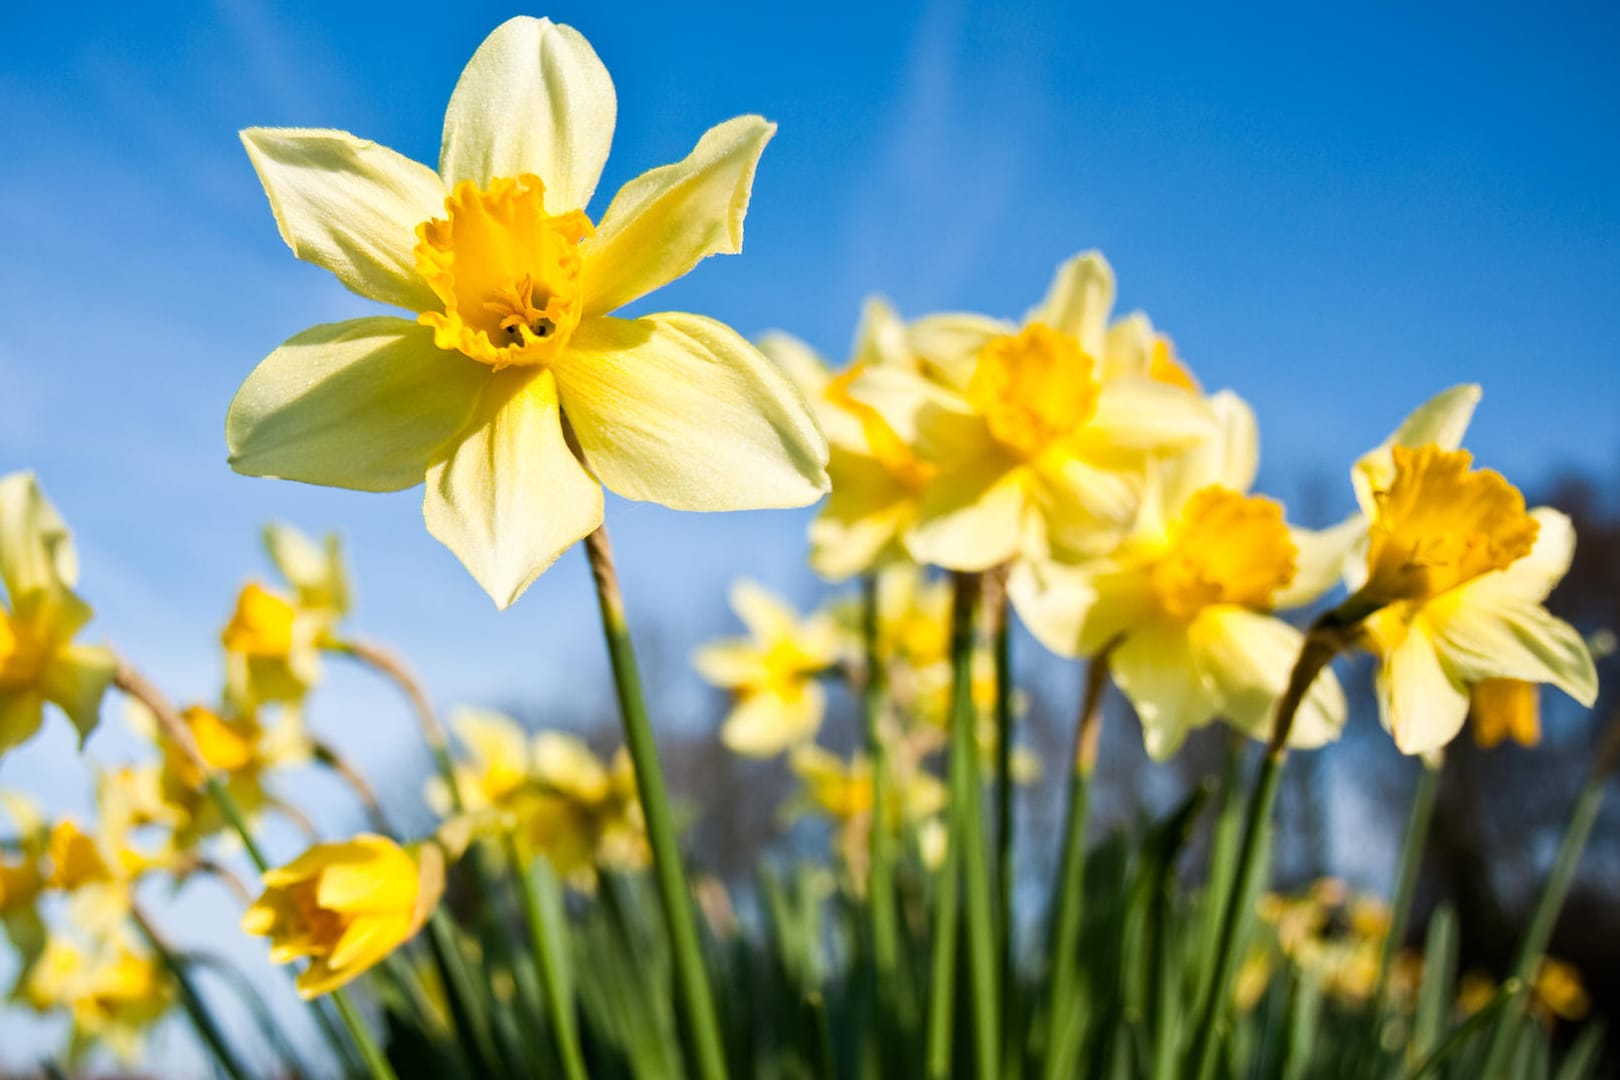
[[243, 833, 445, 998], [848, 252, 1216, 571], [764, 298, 935, 579], [786, 743, 946, 890], [0, 472, 116, 755], [693, 581, 842, 757], [1346, 441, 1596, 755], [22, 934, 172, 1064], [0, 793, 47, 963], [228, 17, 828, 608], [1011, 392, 1346, 759]]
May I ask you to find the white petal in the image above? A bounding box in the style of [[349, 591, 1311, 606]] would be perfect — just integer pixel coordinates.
[[423, 369, 604, 609], [1189, 608, 1345, 749], [1161, 390, 1259, 511], [227, 318, 486, 493], [554, 313, 828, 511], [583, 116, 775, 317], [1111, 619, 1217, 761], [1273, 515, 1363, 610], [1378, 627, 1470, 755], [1007, 560, 1154, 660], [721, 685, 824, 758], [241, 128, 446, 311], [1026, 250, 1114, 360], [1479, 508, 1576, 604], [439, 17, 616, 212]]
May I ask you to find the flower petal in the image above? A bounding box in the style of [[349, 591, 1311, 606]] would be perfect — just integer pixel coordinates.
[[438, 17, 616, 212], [1160, 390, 1259, 511], [1007, 560, 1154, 660], [808, 450, 915, 580], [228, 317, 486, 493], [1189, 607, 1345, 749], [692, 641, 766, 688], [721, 684, 824, 758], [1273, 515, 1363, 610], [1478, 508, 1576, 604], [0, 472, 79, 597], [1352, 384, 1481, 515], [1026, 250, 1114, 360], [0, 690, 45, 756], [1081, 379, 1216, 453], [1110, 620, 1217, 761], [1378, 626, 1469, 755], [582, 116, 775, 317], [554, 313, 828, 510], [1032, 457, 1141, 561], [906, 461, 1028, 572], [40, 645, 116, 746], [241, 128, 445, 311], [906, 313, 1014, 390], [1428, 592, 1597, 707], [847, 364, 995, 468], [424, 369, 604, 609]]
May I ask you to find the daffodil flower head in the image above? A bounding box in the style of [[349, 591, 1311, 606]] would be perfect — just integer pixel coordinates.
[[263, 522, 350, 626], [228, 17, 828, 609], [847, 251, 1216, 572], [0, 473, 117, 756], [786, 744, 946, 892], [23, 934, 172, 1064], [1348, 439, 1596, 756], [1010, 391, 1347, 759], [693, 581, 842, 758], [242, 833, 445, 998], [221, 582, 324, 707], [129, 699, 286, 847]]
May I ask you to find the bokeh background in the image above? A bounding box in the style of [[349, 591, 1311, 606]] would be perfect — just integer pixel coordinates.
[[2, 0, 1618, 1073]]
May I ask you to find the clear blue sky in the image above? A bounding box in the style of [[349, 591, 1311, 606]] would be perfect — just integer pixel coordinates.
[[1, 0, 1617, 1067]]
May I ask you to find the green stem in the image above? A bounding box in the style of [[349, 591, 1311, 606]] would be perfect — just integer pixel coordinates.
[[989, 572, 1016, 1075], [946, 572, 999, 1080], [1041, 649, 1112, 1080], [859, 574, 905, 1067], [1183, 616, 1346, 1080], [584, 525, 728, 1080], [1375, 760, 1441, 1009], [1478, 761, 1611, 1076], [506, 835, 589, 1080], [925, 816, 962, 1079], [331, 983, 401, 1080], [131, 906, 256, 1080]]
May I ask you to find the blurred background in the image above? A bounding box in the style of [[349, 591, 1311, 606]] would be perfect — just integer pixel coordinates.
[[1, 0, 1617, 1073]]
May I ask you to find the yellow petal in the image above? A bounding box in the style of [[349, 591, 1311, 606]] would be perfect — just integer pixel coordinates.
[[848, 364, 995, 468], [40, 645, 116, 745], [1025, 250, 1114, 360], [721, 684, 824, 758], [808, 452, 916, 580], [1378, 623, 1469, 755], [1159, 390, 1259, 511], [240, 128, 446, 311], [0, 690, 45, 755], [554, 313, 828, 510], [1351, 384, 1482, 516], [1478, 508, 1576, 604], [728, 580, 801, 641], [1428, 591, 1597, 708], [851, 297, 913, 370], [1031, 457, 1140, 561], [906, 313, 1014, 391], [692, 641, 767, 688], [583, 115, 775, 317], [227, 317, 486, 493], [1189, 607, 1345, 749], [1273, 515, 1362, 610], [1081, 379, 1216, 452], [438, 17, 616, 213], [0, 472, 79, 597], [1110, 619, 1217, 760], [1007, 561, 1155, 660], [424, 368, 604, 609], [907, 460, 1029, 572]]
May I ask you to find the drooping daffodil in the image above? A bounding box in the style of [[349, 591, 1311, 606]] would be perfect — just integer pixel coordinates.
[[1010, 392, 1347, 759], [764, 298, 935, 580], [0, 473, 117, 756], [22, 934, 172, 1064], [228, 16, 828, 608], [242, 833, 445, 998], [693, 581, 842, 757], [848, 251, 1216, 571]]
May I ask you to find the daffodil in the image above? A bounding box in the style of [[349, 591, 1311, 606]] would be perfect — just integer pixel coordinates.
[[1254, 879, 1390, 1006], [763, 298, 934, 579], [428, 709, 647, 889], [220, 582, 324, 707], [0, 472, 116, 755], [1337, 392, 1597, 754], [227, 17, 828, 608], [22, 934, 172, 1064], [786, 744, 946, 888], [0, 793, 47, 963], [694, 581, 842, 757], [242, 833, 445, 998], [848, 252, 1215, 571], [1010, 392, 1347, 759]]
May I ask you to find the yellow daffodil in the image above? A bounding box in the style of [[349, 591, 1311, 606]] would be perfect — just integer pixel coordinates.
[[228, 17, 828, 608], [1010, 393, 1346, 759], [428, 709, 647, 889], [1254, 879, 1390, 1005], [786, 744, 946, 888], [242, 833, 445, 998], [264, 522, 350, 624], [764, 298, 935, 579], [1459, 958, 1590, 1026], [22, 934, 172, 1064], [847, 252, 1215, 571], [1469, 678, 1542, 748], [0, 473, 116, 755], [694, 581, 842, 757], [0, 793, 47, 963], [1336, 390, 1597, 754]]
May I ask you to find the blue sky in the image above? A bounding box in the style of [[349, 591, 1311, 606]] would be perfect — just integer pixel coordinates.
[[1, 0, 1618, 1067]]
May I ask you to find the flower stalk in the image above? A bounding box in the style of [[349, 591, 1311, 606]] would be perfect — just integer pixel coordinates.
[[859, 574, 906, 1068], [584, 523, 729, 1080]]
